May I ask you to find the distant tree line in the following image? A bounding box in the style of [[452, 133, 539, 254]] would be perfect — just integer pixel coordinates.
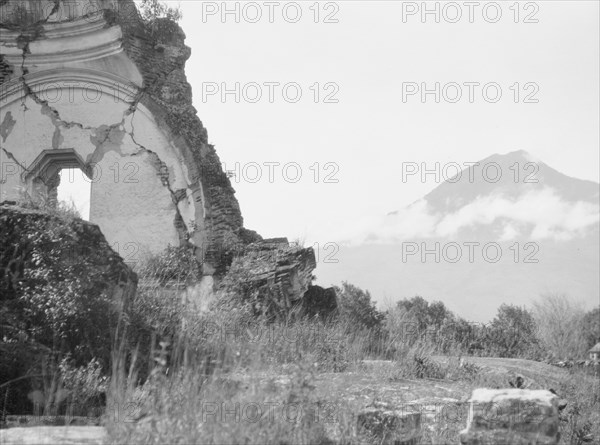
[[333, 282, 599, 361]]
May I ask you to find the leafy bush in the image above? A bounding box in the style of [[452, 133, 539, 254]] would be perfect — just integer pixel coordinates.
[[138, 0, 182, 22], [581, 307, 600, 350], [386, 296, 461, 353], [395, 345, 446, 379], [395, 296, 453, 333], [58, 357, 107, 415], [484, 304, 543, 358], [533, 293, 587, 360], [334, 282, 384, 331], [137, 245, 201, 285], [0, 204, 135, 415], [1, 205, 133, 364], [557, 370, 600, 445], [384, 298, 544, 360]]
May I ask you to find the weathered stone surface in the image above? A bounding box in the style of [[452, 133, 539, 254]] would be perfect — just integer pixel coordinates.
[[0, 426, 108, 445], [216, 238, 319, 316], [357, 401, 422, 445], [459, 388, 560, 445], [242, 239, 317, 302], [0, 202, 136, 414]]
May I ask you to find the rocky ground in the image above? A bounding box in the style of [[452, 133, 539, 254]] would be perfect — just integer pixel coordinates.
[[0, 357, 571, 444]]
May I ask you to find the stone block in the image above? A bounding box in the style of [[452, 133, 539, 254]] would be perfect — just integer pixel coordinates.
[[459, 388, 559, 445], [357, 402, 422, 445]]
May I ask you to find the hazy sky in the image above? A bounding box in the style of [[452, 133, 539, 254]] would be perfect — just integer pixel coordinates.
[[179, 0, 599, 243], [60, 1, 599, 244]]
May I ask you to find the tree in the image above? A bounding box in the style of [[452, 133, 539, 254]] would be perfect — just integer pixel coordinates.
[[444, 316, 479, 352], [581, 307, 600, 350], [390, 296, 455, 348], [396, 296, 453, 333], [427, 300, 451, 328], [532, 293, 587, 360], [334, 282, 384, 330], [486, 304, 540, 358]]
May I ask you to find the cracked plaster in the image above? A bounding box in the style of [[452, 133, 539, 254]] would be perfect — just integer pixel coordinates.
[[1, 0, 254, 277], [0, 3, 193, 257]]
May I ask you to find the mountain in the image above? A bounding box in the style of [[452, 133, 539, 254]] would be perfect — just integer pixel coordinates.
[[314, 151, 600, 322], [417, 150, 599, 213]]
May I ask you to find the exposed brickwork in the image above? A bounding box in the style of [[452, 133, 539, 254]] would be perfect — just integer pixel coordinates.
[[242, 239, 316, 304], [107, 2, 257, 273], [218, 238, 319, 318]]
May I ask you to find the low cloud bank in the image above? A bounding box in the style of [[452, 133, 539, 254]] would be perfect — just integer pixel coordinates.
[[328, 187, 599, 245]]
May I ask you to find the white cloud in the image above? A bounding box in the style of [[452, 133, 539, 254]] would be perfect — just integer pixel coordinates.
[[499, 224, 520, 241], [332, 187, 599, 244]]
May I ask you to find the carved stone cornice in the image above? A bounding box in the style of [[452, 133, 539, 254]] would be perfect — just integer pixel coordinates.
[[0, 13, 123, 68], [0, 67, 142, 106]]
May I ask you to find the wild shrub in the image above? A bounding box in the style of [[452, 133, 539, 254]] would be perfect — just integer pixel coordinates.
[[389, 344, 446, 380], [58, 357, 107, 416], [138, 0, 182, 22], [556, 369, 600, 445], [334, 282, 385, 331], [136, 245, 201, 285], [533, 293, 588, 360], [1, 204, 132, 395]]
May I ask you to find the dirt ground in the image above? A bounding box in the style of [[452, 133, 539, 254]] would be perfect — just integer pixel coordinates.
[[0, 357, 572, 445]]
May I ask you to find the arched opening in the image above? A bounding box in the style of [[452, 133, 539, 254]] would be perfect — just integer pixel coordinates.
[[24, 149, 93, 220], [56, 167, 91, 221]]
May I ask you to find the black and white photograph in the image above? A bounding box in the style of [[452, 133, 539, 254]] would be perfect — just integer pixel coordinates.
[[0, 1, 598, 443]]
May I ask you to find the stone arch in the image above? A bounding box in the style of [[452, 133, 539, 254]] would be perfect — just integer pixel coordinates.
[[23, 148, 92, 207], [0, 65, 210, 262]]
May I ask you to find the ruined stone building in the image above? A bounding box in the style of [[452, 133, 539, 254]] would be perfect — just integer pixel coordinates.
[[1, 0, 336, 313], [0, 0, 258, 271]]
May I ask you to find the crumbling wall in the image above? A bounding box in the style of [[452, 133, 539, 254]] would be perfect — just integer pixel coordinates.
[[105, 1, 261, 273], [0, 0, 333, 313], [0, 0, 259, 275]]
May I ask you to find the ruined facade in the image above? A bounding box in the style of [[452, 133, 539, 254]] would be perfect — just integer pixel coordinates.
[[0, 0, 337, 311], [0, 0, 258, 277]]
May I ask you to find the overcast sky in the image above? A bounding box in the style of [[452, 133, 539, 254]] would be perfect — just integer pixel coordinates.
[[60, 1, 599, 244], [178, 0, 599, 243]]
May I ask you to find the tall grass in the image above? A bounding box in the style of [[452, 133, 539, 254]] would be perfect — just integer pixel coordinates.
[[105, 279, 476, 444], [101, 249, 600, 444], [106, 294, 360, 443], [105, 264, 411, 444]]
